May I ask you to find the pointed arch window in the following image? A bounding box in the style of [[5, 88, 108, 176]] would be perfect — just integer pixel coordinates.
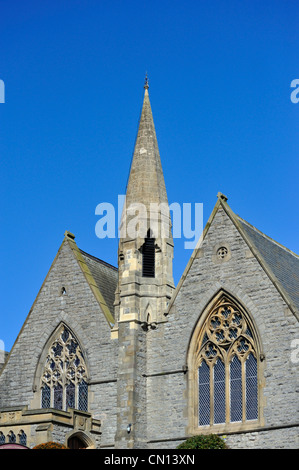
[[18, 430, 27, 446], [40, 326, 88, 412], [142, 229, 155, 277], [191, 295, 259, 430], [8, 431, 16, 444]]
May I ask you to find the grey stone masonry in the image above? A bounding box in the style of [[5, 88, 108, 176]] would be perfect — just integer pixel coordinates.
[[145, 198, 299, 449], [0, 236, 118, 448], [113, 85, 175, 448], [114, 86, 174, 328], [0, 83, 298, 450]]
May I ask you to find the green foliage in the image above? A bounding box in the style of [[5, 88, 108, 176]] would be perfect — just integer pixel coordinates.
[[177, 434, 227, 449], [33, 441, 69, 449]]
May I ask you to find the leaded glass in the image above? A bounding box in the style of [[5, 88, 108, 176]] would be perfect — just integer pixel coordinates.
[[198, 361, 210, 426], [230, 356, 242, 422], [61, 327, 69, 343], [0, 432, 5, 444], [19, 431, 27, 446], [41, 384, 51, 408], [246, 353, 258, 420], [40, 325, 88, 412], [54, 383, 63, 410], [78, 380, 88, 412], [41, 327, 88, 410], [214, 359, 226, 424], [66, 382, 75, 409], [52, 342, 63, 357], [196, 296, 259, 428], [67, 339, 78, 355], [8, 431, 16, 444]]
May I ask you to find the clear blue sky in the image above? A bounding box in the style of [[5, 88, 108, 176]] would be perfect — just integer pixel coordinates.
[[0, 0, 298, 351]]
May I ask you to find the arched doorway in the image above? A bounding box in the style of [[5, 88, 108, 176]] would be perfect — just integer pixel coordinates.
[[67, 435, 88, 449]]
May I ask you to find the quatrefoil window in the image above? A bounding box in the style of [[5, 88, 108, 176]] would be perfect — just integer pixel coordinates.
[[217, 246, 228, 259]]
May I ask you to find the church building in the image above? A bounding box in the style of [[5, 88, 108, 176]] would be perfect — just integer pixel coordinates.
[[0, 80, 298, 449]]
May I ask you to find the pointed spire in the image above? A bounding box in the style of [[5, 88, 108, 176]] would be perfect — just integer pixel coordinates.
[[115, 80, 175, 331], [125, 78, 168, 212]]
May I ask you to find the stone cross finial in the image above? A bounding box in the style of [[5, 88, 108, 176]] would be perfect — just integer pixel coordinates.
[[144, 73, 149, 90]]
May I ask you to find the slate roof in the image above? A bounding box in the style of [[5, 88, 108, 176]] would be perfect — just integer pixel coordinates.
[[64, 232, 117, 326], [79, 249, 118, 316], [237, 216, 299, 315]]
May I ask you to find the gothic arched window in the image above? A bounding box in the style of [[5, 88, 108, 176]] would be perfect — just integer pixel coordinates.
[[189, 294, 260, 432], [40, 326, 88, 412], [18, 430, 27, 446], [8, 431, 16, 444]]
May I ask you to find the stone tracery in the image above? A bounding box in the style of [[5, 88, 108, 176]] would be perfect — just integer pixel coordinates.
[[195, 295, 258, 426], [41, 325, 88, 412]]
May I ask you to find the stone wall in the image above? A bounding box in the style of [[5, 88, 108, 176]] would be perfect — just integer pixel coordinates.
[[0, 239, 118, 447], [0, 205, 298, 449], [145, 205, 299, 448]]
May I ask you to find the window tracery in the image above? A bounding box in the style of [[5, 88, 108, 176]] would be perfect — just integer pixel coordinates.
[[40, 326, 88, 412], [194, 295, 258, 428]]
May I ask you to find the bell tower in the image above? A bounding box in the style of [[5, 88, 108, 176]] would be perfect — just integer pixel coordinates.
[[114, 77, 174, 329], [113, 78, 174, 448]]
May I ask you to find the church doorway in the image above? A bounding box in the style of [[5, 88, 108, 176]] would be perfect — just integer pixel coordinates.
[[67, 435, 88, 449]]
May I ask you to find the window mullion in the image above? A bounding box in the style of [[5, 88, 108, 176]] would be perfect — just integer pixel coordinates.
[[62, 346, 66, 411], [241, 358, 246, 423], [225, 360, 230, 424]]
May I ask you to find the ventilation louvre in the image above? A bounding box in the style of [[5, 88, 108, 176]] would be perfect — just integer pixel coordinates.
[[142, 230, 155, 278]]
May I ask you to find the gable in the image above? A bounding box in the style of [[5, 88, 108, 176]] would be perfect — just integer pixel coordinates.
[[167, 194, 299, 321], [0, 232, 118, 408]]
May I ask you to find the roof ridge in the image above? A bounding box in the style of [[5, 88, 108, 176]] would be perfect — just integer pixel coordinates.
[[236, 215, 299, 259], [79, 249, 118, 271]]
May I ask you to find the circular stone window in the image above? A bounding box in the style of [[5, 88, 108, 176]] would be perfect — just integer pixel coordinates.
[[217, 246, 228, 260]]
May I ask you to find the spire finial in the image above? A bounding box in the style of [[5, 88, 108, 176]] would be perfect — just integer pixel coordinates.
[[144, 72, 149, 90]]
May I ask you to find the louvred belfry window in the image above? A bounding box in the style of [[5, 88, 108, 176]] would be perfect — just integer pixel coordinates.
[[41, 326, 88, 412], [196, 296, 258, 427], [142, 229, 155, 277]]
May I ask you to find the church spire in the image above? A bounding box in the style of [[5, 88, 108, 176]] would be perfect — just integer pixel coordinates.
[[114, 81, 175, 449], [124, 76, 169, 213], [115, 80, 174, 327]]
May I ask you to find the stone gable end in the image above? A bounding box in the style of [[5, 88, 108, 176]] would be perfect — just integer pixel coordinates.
[[145, 204, 298, 444], [0, 239, 117, 411]]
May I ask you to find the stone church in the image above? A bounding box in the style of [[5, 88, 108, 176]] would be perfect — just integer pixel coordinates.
[[0, 81, 298, 449]]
